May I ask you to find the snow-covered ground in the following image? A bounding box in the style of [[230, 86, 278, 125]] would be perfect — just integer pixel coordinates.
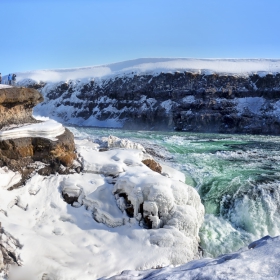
[[107, 235, 280, 280], [6, 58, 280, 83], [0, 126, 204, 279]]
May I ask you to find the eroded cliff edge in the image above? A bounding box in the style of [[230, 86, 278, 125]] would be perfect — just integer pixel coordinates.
[[0, 87, 43, 129], [24, 72, 280, 134], [0, 87, 77, 190]]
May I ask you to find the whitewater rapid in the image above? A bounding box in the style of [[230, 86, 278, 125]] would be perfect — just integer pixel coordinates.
[[68, 126, 280, 257]]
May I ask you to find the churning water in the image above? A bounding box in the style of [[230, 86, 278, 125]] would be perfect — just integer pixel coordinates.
[[69, 126, 280, 257]]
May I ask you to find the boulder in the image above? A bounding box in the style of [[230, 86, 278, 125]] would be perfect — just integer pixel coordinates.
[[142, 159, 162, 174]]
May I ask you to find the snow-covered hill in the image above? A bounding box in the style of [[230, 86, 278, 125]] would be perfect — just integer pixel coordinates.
[[10, 58, 280, 83]]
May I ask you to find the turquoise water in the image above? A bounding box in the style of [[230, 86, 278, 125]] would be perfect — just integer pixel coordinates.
[[68, 127, 280, 257]]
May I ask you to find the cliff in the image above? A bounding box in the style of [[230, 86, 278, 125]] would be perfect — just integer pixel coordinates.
[[0, 86, 77, 190], [24, 71, 280, 134]]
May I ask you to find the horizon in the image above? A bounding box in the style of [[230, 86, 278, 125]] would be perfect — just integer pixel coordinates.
[[3, 57, 280, 76]]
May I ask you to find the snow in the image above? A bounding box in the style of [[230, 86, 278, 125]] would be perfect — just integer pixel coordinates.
[[0, 85, 13, 89], [161, 163, 185, 182], [79, 115, 124, 128], [0, 120, 65, 141], [106, 135, 146, 152], [0, 132, 204, 279], [0, 167, 21, 190], [235, 97, 266, 115], [12, 58, 280, 84], [106, 235, 280, 280], [182, 95, 195, 104], [160, 100, 176, 113]]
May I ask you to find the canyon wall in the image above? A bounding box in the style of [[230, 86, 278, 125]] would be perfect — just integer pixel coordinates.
[[25, 72, 280, 134]]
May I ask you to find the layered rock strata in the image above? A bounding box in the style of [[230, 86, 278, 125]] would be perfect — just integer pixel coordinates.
[[0, 87, 43, 129], [0, 87, 77, 189], [25, 72, 280, 134]]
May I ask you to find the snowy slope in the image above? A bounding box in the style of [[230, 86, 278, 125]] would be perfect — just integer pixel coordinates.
[[0, 133, 204, 279], [107, 235, 280, 280], [11, 58, 280, 83]]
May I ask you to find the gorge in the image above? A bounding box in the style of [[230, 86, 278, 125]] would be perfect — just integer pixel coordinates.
[[1, 58, 280, 279]]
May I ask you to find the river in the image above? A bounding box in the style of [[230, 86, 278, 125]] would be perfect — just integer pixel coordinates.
[[68, 126, 280, 258]]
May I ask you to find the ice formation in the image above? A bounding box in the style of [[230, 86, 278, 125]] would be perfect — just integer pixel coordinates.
[[113, 173, 204, 237], [0, 132, 204, 279], [107, 135, 146, 152], [0, 120, 65, 141]]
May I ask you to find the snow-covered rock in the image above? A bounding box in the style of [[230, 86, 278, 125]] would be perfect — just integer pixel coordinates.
[[0, 225, 22, 278], [14, 58, 280, 134], [0, 119, 65, 141], [106, 235, 280, 280], [0, 86, 77, 190], [107, 135, 146, 152], [161, 163, 185, 182], [0, 167, 21, 190], [113, 173, 204, 238], [0, 135, 204, 279]]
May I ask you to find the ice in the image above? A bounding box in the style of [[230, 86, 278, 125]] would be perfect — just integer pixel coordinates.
[[235, 97, 265, 115], [106, 135, 146, 152], [0, 133, 204, 279], [160, 100, 176, 113], [0, 120, 65, 141], [161, 163, 185, 182], [113, 171, 204, 240]]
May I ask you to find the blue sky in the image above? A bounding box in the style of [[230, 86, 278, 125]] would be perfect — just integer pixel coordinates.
[[1, 0, 280, 74]]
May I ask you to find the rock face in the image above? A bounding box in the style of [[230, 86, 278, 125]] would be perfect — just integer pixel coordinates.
[[0, 87, 43, 129], [0, 87, 77, 189], [25, 72, 280, 134]]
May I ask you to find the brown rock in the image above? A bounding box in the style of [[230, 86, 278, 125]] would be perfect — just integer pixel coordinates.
[[0, 128, 77, 189], [0, 87, 43, 129], [0, 87, 77, 189], [142, 159, 162, 174]]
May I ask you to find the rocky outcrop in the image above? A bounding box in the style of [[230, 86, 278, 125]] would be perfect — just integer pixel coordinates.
[[0, 87, 77, 189], [0, 128, 77, 189], [0, 223, 22, 277], [26, 72, 280, 134], [0, 87, 43, 129]]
